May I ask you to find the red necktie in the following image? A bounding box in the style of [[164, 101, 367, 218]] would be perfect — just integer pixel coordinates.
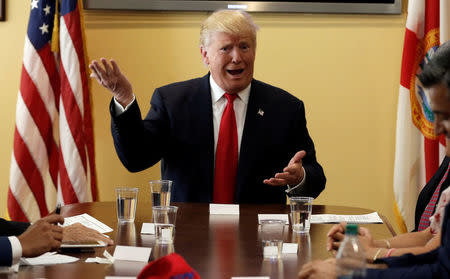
[[213, 93, 238, 204], [418, 164, 450, 231]]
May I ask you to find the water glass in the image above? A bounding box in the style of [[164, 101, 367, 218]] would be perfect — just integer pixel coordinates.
[[260, 219, 285, 260], [152, 206, 178, 244], [289, 196, 313, 233], [116, 187, 139, 223], [150, 180, 173, 207]]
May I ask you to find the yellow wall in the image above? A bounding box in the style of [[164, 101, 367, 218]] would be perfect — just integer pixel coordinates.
[[0, 1, 406, 232]]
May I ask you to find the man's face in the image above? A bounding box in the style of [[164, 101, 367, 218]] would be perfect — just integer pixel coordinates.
[[200, 31, 255, 94], [428, 82, 450, 155]]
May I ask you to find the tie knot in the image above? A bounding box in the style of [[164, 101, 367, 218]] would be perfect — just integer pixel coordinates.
[[224, 93, 238, 103]]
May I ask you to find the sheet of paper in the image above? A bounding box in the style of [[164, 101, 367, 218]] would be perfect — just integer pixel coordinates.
[[258, 214, 289, 224], [210, 204, 240, 215], [282, 243, 298, 254], [61, 240, 106, 248], [232, 277, 270, 279], [310, 212, 383, 224], [62, 213, 113, 233], [141, 223, 155, 234], [105, 277, 137, 279], [20, 252, 79, 265], [113, 245, 152, 262]]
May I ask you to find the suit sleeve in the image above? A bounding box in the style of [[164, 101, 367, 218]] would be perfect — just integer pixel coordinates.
[[0, 218, 30, 236], [287, 101, 326, 198], [110, 89, 171, 172], [0, 237, 12, 266]]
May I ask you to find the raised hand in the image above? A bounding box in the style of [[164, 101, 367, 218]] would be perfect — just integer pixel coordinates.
[[264, 150, 306, 186], [89, 58, 134, 107]]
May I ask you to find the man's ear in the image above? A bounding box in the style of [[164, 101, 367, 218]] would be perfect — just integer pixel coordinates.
[[200, 46, 209, 66]]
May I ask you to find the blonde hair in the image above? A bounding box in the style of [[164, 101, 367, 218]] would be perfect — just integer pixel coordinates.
[[200, 10, 259, 47]]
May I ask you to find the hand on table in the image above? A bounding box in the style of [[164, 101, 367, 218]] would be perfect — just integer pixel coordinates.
[[62, 223, 114, 245], [298, 258, 336, 279], [18, 214, 64, 257], [264, 150, 306, 186]]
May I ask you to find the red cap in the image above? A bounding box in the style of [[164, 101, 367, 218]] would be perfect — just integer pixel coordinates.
[[137, 253, 201, 279]]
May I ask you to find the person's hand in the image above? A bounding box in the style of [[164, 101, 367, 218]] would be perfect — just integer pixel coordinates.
[[18, 214, 64, 258], [264, 150, 306, 186], [327, 222, 346, 253], [62, 223, 114, 245], [358, 227, 375, 252], [298, 258, 336, 279], [89, 58, 134, 107]]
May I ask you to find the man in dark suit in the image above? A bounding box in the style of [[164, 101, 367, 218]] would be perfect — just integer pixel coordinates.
[[89, 10, 326, 203], [0, 216, 113, 266]]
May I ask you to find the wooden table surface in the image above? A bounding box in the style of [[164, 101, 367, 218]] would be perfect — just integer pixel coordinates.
[[3, 202, 395, 279]]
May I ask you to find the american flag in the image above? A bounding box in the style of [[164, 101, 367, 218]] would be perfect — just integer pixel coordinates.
[[8, 0, 97, 222], [393, 0, 448, 233]]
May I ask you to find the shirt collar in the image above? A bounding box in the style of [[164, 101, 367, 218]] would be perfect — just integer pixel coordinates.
[[210, 75, 251, 105]]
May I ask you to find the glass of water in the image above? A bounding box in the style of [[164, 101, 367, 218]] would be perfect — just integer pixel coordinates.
[[116, 187, 139, 223], [150, 180, 173, 207], [289, 196, 313, 233], [260, 219, 285, 260], [152, 205, 178, 244]]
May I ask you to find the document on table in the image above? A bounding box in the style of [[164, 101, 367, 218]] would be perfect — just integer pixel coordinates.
[[20, 252, 79, 265], [310, 212, 383, 224], [62, 213, 113, 233]]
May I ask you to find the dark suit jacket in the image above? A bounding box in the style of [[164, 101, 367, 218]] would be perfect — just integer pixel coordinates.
[[0, 218, 29, 237], [111, 74, 326, 203], [357, 202, 450, 279], [414, 156, 450, 231], [0, 218, 29, 266]]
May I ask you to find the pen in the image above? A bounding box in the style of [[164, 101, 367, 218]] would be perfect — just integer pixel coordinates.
[[55, 203, 61, 214]]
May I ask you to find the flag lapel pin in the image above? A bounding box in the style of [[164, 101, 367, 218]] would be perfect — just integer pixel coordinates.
[[257, 109, 264, 116]]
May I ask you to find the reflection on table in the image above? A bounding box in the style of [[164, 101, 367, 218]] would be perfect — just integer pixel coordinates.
[[4, 202, 395, 279]]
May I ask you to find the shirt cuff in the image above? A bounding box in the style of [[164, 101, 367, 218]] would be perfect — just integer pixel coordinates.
[[285, 167, 306, 193], [8, 236, 22, 266], [113, 95, 136, 116]]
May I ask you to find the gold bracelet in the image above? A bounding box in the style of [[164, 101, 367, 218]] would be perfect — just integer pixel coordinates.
[[373, 248, 383, 262], [383, 239, 391, 249]]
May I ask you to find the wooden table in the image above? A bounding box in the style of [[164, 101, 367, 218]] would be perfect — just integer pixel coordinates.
[[5, 202, 395, 279]]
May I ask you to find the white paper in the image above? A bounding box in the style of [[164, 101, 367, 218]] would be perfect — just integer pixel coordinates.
[[310, 212, 383, 224], [258, 214, 289, 224], [0, 263, 19, 273], [232, 277, 270, 279], [282, 243, 298, 254], [61, 240, 106, 248], [105, 277, 137, 279], [20, 252, 79, 265], [113, 245, 152, 262], [62, 213, 113, 233], [86, 257, 113, 264], [140, 223, 155, 235], [210, 204, 240, 215]]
